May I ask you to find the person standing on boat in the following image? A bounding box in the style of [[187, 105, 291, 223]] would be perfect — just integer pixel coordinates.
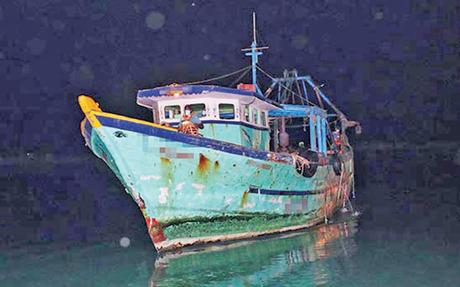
[[178, 105, 203, 135]]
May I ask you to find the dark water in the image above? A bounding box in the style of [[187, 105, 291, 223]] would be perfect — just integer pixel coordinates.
[[1, 145, 460, 286]]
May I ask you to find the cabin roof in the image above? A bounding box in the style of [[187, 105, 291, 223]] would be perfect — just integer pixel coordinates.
[[268, 104, 327, 118], [137, 84, 281, 109]]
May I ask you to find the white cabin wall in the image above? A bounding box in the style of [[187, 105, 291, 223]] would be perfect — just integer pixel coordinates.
[[152, 102, 160, 123], [151, 95, 272, 151]]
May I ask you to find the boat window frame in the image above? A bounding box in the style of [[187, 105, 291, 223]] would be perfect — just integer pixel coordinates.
[[163, 105, 182, 120], [159, 100, 215, 123], [251, 107, 259, 124], [184, 103, 207, 118], [218, 103, 236, 120], [243, 105, 250, 122], [260, 111, 267, 126]]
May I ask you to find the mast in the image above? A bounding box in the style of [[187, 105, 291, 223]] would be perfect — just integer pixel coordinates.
[[242, 12, 268, 95]]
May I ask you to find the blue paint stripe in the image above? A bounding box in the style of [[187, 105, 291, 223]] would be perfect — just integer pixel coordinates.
[[96, 115, 270, 161], [268, 104, 326, 118], [204, 120, 269, 131], [85, 120, 92, 136], [138, 85, 254, 97], [248, 187, 325, 196], [160, 120, 269, 131], [84, 120, 93, 147]]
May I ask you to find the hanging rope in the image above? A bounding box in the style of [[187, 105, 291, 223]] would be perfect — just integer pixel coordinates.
[[179, 65, 252, 86], [291, 153, 312, 172], [255, 65, 318, 107], [230, 66, 252, 87], [313, 86, 325, 109]]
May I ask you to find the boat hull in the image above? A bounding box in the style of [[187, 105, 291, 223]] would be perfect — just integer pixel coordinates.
[[79, 98, 354, 252]]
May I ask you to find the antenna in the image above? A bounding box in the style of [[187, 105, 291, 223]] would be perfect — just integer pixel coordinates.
[[253, 12, 257, 44], [242, 12, 268, 95]]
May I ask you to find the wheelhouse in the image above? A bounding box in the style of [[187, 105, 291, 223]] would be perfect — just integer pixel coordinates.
[[137, 84, 281, 151]]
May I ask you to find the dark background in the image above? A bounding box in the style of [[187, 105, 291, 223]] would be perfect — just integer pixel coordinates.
[[1, 1, 459, 248]]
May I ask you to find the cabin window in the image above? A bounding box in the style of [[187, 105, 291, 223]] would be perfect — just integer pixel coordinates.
[[185, 103, 206, 118], [252, 108, 258, 124], [244, 105, 250, 122], [219, 104, 235, 119], [164, 105, 181, 119], [261, 111, 266, 126]]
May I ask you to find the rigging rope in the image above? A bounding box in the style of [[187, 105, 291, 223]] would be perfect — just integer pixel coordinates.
[[255, 65, 343, 142], [291, 153, 312, 172], [255, 65, 318, 107], [230, 66, 251, 87], [176, 63, 341, 139], [179, 65, 252, 86]]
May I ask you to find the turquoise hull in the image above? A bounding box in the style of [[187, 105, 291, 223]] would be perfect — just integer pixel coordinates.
[[81, 111, 354, 250]]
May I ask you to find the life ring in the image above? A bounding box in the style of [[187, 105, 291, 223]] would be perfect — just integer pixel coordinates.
[[295, 150, 319, 178], [330, 154, 342, 176]]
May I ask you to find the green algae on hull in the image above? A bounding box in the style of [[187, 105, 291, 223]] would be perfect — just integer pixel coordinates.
[[163, 213, 318, 240]]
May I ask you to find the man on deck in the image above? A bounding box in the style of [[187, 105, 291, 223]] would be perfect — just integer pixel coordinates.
[[178, 105, 203, 135]]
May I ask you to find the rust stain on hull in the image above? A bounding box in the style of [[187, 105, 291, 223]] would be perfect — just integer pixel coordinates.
[[247, 159, 272, 171], [160, 157, 173, 183], [321, 172, 352, 218], [240, 191, 249, 208], [197, 153, 210, 175], [160, 157, 171, 165]]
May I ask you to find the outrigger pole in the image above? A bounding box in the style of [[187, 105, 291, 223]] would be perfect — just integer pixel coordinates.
[[242, 12, 268, 95]]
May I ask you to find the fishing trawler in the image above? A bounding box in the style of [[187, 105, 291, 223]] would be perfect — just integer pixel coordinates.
[[78, 14, 360, 252]]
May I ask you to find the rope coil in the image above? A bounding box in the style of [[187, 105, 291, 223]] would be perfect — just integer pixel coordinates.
[[291, 153, 315, 177]]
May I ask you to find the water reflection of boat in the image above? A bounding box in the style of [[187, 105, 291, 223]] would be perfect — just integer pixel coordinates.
[[149, 216, 358, 286]]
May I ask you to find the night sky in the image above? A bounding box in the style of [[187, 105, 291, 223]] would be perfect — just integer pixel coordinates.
[[1, 1, 459, 248]]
